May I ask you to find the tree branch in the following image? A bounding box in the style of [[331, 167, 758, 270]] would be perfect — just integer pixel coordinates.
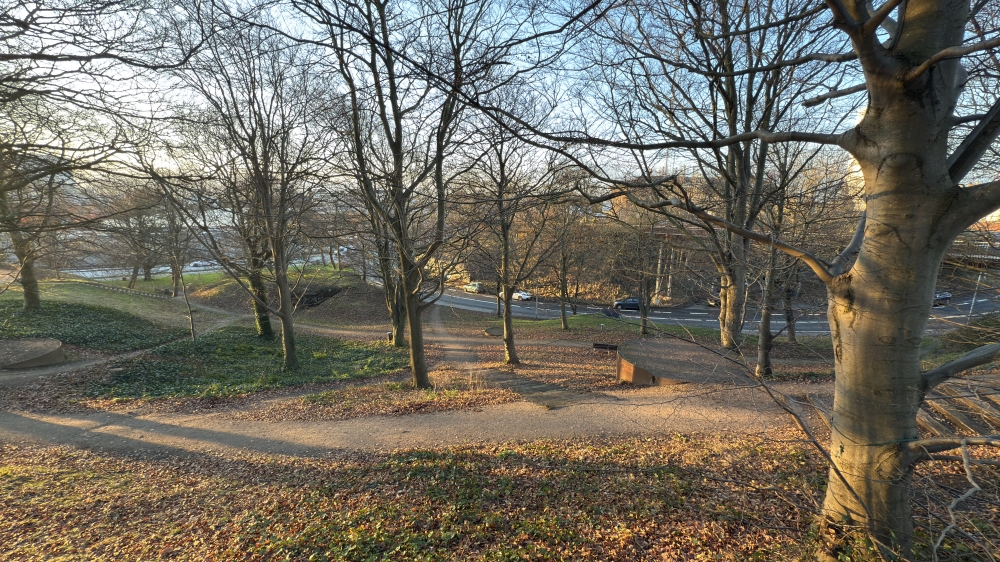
[[588, 191, 838, 284], [822, 0, 860, 30], [829, 211, 865, 276], [906, 36, 1000, 82], [861, 0, 906, 37], [948, 96, 1000, 183], [950, 113, 987, 126], [924, 454, 1000, 467], [513, 128, 846, 152], [942, 180, 1000, 236], [921, 341, 1000, 390], [802, 83, 867, 107], [972, 0, 991, 18], [645, 51, 857, 78], [695, 4, 828, 40], [905, 436, 1000, 463]]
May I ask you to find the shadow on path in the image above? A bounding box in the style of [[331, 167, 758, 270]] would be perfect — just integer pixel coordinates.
[[426, 306, 619, 410], [0, 409, 333, 458]]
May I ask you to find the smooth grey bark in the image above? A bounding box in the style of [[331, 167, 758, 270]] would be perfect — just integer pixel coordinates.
[[756, 246, 777, 378], [717, 268, 746, 348], [815, 3, 992, 553], [501, 286, 519, 364], [400, 260, 431, 388], [11, 233, 40, 311], [247, 265, 274, 340], [782, 282, 796, 344], [272, 260, 299, 371], [170, 264, 182, 298], [127, 264, 140, 290], [562, 0, 1000, 555]]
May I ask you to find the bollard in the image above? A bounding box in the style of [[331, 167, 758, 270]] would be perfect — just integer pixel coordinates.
[[387, 331, 393, 342], [600, 324, 605, 331]]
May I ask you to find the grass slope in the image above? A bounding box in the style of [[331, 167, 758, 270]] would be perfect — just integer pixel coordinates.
[[0, 301, 186, 352], [87, 325, 409, 399]]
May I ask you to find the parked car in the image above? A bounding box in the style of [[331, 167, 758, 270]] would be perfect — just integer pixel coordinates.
[[463, 281, 485, 293], [188, 260, 215, 268], [933, 291, 952, 307], [512, 290, 533, 301], [613, 296, 641, 310]]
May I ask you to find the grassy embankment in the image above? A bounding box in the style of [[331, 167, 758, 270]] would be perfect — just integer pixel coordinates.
[[0, 273, 500, 412], [2, 272, 997, 560]]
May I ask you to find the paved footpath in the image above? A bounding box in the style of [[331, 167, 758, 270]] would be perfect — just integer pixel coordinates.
[[0, 306, 823, 459]]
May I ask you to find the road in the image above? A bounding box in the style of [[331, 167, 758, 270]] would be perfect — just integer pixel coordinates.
[[438, 288, 1000, 335]]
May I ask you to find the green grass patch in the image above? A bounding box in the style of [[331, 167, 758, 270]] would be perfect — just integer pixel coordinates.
[[87, 325, 409, 399], [2, 282, 229, 329], [0, 301, 186, 352], [105, 265, 359, 292], [102, 270, 229, 290]]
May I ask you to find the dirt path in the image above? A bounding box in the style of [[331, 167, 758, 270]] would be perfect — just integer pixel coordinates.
[[0, 305, 826, 458]]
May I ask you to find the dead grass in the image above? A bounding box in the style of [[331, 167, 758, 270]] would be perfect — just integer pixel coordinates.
[[294, 283, 392, 330], [475, 343, 622, 391], [0, 430, 827, 561], [229, 365, 520, 422]]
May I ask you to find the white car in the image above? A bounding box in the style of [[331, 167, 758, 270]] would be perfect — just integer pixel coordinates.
[[512, 290, 533, 301]]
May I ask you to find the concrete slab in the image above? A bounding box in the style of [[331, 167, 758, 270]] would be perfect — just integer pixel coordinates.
[[616, 337, 754, 386], [0, 338, 66, 369]]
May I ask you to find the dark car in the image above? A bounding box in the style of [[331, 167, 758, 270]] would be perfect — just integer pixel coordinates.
[[613, 296, 641, 311], [933, 291, 952, 307]]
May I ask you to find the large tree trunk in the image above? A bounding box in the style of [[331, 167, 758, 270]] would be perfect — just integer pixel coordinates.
[[272, 262, 299, 371], [390, 282, 406, 347], [783, 283, 796, 344], [718, 267, 745, 349], [399, 259, 431, 389], [820, 65, 964, 553], [501, 286, 519, 364], [821, 245, 943, 557], [128, 264, 140, 290], [247, 265, 274, 340], [756, 246, 777, 378], [171, 263, 183, 298], [12, 235, 40, 311]]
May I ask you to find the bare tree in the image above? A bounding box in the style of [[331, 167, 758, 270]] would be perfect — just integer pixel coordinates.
[[567, 0, 851, 349], [515, 0, 1000, 556], [549, 200, 597, 329], [465, 123, 565, 363], [297, 0, 511, 387], [158, 12, 331, 369], [0, 0, 202, 308]]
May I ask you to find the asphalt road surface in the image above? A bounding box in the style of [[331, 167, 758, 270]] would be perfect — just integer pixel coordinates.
[[438, 288, 1000, 335]]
